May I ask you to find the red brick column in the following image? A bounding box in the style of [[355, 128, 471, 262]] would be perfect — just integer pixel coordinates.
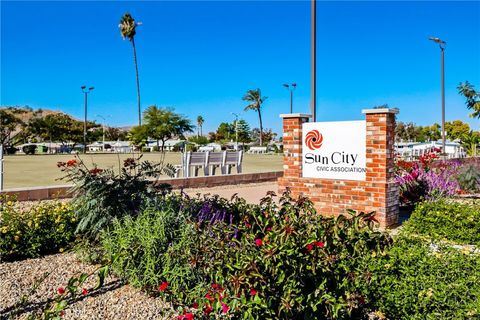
[[277, 109, 399, 228], [363, 108, 399, 227], [280, 114, 311, 179]]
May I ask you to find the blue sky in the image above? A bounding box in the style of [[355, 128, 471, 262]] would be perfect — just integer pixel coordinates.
[[1, 1, 479, 134]]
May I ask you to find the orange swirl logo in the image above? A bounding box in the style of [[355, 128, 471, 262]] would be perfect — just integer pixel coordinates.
[[305, 130, 323, 150]]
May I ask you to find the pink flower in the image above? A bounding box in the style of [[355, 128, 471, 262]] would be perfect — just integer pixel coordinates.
[[178, 312, 194, 320], [255, 238, 263, 247], [57, 287, 65, 295], [205, 292, 214, 303], [250, 289, 257, 296], [221, 302, 230, 314], [158, 281, 169, 292]]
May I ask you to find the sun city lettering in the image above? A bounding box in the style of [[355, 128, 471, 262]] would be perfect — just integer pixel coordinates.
[[304, 151, 358, 166]]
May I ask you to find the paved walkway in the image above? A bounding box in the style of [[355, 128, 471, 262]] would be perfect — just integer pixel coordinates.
[[184, 182, 278, 204]]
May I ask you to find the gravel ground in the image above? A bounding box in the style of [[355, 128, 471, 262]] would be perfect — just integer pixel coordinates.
[[0, 253, 172, 320]]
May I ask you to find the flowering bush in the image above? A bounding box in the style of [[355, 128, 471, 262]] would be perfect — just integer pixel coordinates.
[[395, 152, 461, 205], [102, 190, 392, 319], [0, 195, 76, 261], [58, 155, 176, 239]]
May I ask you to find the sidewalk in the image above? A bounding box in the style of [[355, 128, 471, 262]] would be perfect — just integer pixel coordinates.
[[184, 182, 278, 204]]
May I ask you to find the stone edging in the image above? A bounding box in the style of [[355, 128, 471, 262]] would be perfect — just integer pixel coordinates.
[[0, 171, 284, 202]]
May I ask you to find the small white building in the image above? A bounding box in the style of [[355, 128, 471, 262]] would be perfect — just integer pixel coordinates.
[[395, 140, 466, 159]]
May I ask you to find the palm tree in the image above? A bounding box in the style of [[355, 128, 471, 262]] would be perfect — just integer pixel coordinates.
[[460, 131, 480, 157], [243, 89, 267, 146], [197, 115, 204, 137], [119, 13, 142, 126]]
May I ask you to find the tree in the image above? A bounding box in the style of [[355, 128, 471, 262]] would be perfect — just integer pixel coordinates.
[[458, 81, 480, 119], [128, 125, 149, 148], [460, 131, 480, 156], [236, 119, 251, 144], [142, 105, 194, 151], [243, 88, 267, 146], [197, 115, 204, 137], [0, 109, 25, 148], [26, 113, 98, 147], [105, 127, 128, 141], [445, 120, 470, 141], [119, 13, 142, 126]]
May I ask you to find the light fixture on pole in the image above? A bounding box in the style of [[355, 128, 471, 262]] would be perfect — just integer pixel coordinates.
[[283, 83, 297, 113], [96, 114, 111, 152], [81, 85, 94, 154], [428, 36, 446, 156]]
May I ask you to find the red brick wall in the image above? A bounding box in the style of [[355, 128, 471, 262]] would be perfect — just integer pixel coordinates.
[[278, 111, 399, 228]]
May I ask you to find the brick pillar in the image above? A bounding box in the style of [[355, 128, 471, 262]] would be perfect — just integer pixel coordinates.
[[278, 113, 311, 190], [362, 108, 399, 227]]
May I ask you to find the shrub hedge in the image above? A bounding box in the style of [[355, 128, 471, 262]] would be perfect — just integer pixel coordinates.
[[401, 200, 480, 246], [0, 196, 76, 260]]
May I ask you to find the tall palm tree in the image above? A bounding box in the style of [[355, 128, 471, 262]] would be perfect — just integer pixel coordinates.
[[197, 115, 204, 136], [119, 13, 142, 126], [243, 89, 267, 146]]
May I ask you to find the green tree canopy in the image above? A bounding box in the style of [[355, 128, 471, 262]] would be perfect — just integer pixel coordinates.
[[458, 81, 480, 119], [445, 120, 471, 141], [0, 109, 25, 148], [142, 105, 194, 151]]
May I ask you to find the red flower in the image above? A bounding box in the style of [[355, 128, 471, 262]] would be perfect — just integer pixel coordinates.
[[59, 310, 65, 317], [314, 241, 325, 248], [245, 221, 251, 228], [89, 168, 103, 176], [266, 226, 272, 231], [205, 292, 214, 303], [221, 302, 230, 314], [250, 289, 257, 296], [82, 288, 88, 295], [204, 305, 213, 315], [178, 312, 194, 320], [57, 287, 65, 295], [191, 302, 199, 309], [211, 283, 223, 292], [66, 159, 77, 167], [255, 238, 263, 247], [306, 243, 313, 252], [158, 281, 169, 292]]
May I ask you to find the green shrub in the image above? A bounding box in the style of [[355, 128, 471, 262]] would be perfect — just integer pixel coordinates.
[[364, 236, 480, 319], [0, 196, 76, 260], [402, 200, 480, 246], [456, 164, 480, 193], [101, 196, 192, 288], [102, 191, 392, 319], [58, 156, 175, 239]]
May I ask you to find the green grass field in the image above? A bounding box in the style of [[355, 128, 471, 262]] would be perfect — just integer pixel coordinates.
[[3, 153, 283, 189]]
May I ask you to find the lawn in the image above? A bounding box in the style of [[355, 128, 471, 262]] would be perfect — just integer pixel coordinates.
[[3, 152, 283, 189]]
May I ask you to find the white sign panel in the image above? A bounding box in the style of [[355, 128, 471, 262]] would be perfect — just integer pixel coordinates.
[[302, 120, 366, 181]]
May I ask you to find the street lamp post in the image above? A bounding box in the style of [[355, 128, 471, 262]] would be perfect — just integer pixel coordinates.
[[429, 37, 446, 156], [283, 83, 297, 113], [96, 114, 110, 152], [81, 86, 94, 154], [231, 112, 239, 151], [311, 0, 316, 122]]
